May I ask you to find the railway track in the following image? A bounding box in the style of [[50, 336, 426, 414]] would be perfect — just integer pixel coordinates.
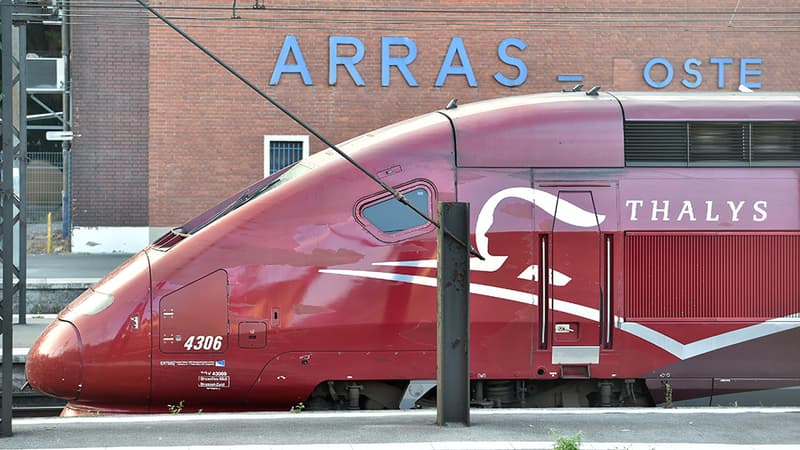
[[6, 391, 65, 418], [2, 359, 65, 418]]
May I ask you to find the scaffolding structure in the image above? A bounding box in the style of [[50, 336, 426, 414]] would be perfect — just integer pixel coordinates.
[[1, 0, 59, 437]]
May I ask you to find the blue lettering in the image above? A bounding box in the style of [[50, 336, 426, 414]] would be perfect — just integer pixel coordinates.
[[681, 58, 702, 89], [643, 57, 673, 89], [709, 57, 733, 89], [270, 35, 312, 86], [435, 37, 477, 87], [329, 36, 365, 86], [494, 38, 527, 87], [739, 58, 762, 89], [381, 37, 418, 87]]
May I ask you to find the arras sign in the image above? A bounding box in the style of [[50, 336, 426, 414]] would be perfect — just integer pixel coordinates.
[[643, 57, 762, 89], [269, 35, 528, 88], [268, 35, 763, 89]]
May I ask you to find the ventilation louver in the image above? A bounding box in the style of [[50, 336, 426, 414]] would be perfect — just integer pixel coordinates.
[[625, 121, 800, 166]]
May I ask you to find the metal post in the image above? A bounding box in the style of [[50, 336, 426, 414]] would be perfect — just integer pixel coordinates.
[[1, 0, 15, 437], [436, 201, 470, 427], [61, 2, 71, 244], [13, 19, 25, 325]]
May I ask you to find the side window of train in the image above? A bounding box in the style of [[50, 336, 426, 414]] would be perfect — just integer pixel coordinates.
[[355, 180, 437, 243]]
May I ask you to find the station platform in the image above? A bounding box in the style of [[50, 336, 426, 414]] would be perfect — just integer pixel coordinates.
[[2, 253, 131, 412], [20, 253, 134, 315], [25, 252, 132, 283], [3, 253, 132, 354], [5, 407, 800, 449]]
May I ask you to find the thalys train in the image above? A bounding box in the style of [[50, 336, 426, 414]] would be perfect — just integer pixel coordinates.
[[26, 90, 800, 415]]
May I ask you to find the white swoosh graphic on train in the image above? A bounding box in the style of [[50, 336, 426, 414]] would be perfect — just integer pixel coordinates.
[[372, 260, 573, 286], [318, 268, 800, 361], [473, 187, 605, 272]]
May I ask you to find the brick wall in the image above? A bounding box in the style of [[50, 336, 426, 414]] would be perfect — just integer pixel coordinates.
[[74, 1, 800, 227], [71, 0, 149, 226]]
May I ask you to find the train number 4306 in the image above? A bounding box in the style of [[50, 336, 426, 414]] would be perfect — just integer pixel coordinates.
[[183, 335, 224, 351]]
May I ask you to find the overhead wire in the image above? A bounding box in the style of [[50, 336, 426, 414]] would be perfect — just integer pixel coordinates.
[[59, 10, 800, 23], [50, 0, 800, 32], [55, 1, 800, 15], [53, 16, 800, 32]]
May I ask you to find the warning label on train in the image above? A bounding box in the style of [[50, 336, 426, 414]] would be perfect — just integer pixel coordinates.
[[198, 370, 230, 390], [160, 360, 219, 367]]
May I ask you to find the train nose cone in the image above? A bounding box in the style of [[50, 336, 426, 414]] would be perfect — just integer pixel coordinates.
[[26, 319, 83, 400]]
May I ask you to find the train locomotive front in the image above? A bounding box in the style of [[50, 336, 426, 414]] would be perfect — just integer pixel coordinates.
[[27, 110, 460, 414], [26, 91, 800, 414]]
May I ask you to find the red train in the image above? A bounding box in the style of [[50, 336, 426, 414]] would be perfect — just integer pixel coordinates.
[[26, 90, 800, 415]]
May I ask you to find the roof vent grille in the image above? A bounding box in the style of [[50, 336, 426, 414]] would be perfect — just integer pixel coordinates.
[[625, 121, 800, 166]]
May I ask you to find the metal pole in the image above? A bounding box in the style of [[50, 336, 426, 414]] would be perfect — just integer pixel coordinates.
[[436, 202, 470, 427], [13, 19, 25, 325], [1, 0, 15, 437], [61, 2, 71, 245]]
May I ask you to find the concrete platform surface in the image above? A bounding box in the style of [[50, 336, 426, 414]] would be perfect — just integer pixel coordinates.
[[9, 315, 54, 354], [26, 253, 134, 282], [5, 253, 134, 314], [4, 407, 800, 449]]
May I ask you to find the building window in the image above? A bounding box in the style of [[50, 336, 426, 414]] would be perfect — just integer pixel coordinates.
[[264, 135, 309, 176]]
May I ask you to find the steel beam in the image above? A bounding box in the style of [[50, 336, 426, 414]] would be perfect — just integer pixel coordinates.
[[13, 19, 25, 325], [61, 1, 71, 242], [436, 201, 470, 427], [1, 1, 15, 436], [1, 0, 37, 435]]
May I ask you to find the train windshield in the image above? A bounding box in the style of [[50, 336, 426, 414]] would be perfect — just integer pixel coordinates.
[[175, 161, 312, 235], [170, 112, 440, 237]]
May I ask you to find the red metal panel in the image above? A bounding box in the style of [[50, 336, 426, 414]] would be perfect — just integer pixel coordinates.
[[625, 233, 800, 320], [238, 322, 267, 349], [551, 191, 601, 348], [615, 92, 800, 121], [448, 93, 624, 168], [160, 270, 230, 353]]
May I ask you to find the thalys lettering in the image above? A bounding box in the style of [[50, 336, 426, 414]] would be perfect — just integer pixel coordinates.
[[625, 200, 768, 222]]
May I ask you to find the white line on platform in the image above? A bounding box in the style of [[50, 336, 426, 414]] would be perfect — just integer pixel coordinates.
[[1, 347, 29, 356], [12, 313, 58, 320], [15, 407, 800, 426], [0, 278, 98, 285], [21, 443, 800, 450]]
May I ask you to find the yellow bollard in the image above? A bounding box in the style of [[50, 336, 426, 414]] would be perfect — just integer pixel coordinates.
[[47, 212, 52, 254]]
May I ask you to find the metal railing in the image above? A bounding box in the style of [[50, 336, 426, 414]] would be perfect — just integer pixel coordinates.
[[25, 151, 62, 224]]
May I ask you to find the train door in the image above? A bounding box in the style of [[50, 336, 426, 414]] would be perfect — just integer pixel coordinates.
[[151, 269, 231, 408], [551, 191, 601, 365], [534, 184, 617, 371]]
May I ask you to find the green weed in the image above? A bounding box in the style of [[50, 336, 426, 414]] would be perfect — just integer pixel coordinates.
[[550, 429, 582, 450]]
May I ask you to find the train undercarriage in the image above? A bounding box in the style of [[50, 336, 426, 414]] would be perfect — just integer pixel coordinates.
[[305, 378, 655, 410]]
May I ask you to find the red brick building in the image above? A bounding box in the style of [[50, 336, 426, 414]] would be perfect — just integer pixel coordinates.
[[70, 0, 800, 252]]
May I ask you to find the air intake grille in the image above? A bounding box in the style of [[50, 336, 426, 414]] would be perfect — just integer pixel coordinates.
[[625, 233, 800, 320], [751, 122, 800, 162], [624, 121, 800, 166], [151, 229, 186, 251], [689, 122, 748, 163], [624, 122, 686, 164]]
